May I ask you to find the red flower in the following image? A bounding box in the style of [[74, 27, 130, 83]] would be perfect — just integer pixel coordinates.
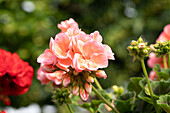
[[0, 110, 7, 113], [0, 49, 34, 96]]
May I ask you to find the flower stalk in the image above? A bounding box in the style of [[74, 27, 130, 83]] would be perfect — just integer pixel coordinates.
[[66, 103, 74, 113], [140, 58, 159, 113], [92, 85, 120, 113], [168, 53, 170, 68], [163, 55, 168, 69], [94, 78, 103, 90]]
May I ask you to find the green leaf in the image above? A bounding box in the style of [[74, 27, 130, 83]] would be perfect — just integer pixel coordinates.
[[115, 92, 136, 113], [98, 103, 113, 113], [138, 90, 154, 105], [157, 95, 170, 113], [153, 64, 169, 81], [127, 77, 143, 95], [150, 80, 170, 96], [139, 78, 148, 90]]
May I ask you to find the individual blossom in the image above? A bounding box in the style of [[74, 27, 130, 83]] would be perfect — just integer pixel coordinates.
[[147, 52, 164, 68], [37, 18, 115, 101], [148, 24, 170, 69], [0, 49, 34, 105], [57, 18, 79, 33], [156, 24, 170, 42], [149, 71, 158, 81]]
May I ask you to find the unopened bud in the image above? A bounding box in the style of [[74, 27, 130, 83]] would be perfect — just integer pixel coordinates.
[[137, 37, 144, 43], [131, 40, 137, 46], [86, 76, 94, 83], [138, 43, 145, 49]]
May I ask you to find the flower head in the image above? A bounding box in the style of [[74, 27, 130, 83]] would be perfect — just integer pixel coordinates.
[[127, 36, 150, 61], [0, 49, 34, 96], [37, 18, 115, 101]]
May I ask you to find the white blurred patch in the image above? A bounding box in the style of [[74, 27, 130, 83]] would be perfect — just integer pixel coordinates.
[[5, 103, 41, 113], [124, 7, 137, 18], [42, 105, 57, 113], [0, 14, 11, 24], [21, 1, 35, 13]]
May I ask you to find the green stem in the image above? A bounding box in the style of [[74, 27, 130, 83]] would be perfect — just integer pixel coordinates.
[[92, 85, 120, 113], [168, 53, 170, 68], [94, 78, 103, 90], [66, 103, 74, 113], [163, 55, 168, 69], [140, 59, 159, 113]]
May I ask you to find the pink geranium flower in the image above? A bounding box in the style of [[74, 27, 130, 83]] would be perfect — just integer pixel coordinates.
[[156, 24, 170, 42], [37, 18, 115, 101]]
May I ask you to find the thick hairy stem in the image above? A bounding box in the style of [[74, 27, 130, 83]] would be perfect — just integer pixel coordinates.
[[140, 59, 160, 113]]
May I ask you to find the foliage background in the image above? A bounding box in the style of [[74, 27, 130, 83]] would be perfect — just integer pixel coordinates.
[[0, 0, 169, 110]]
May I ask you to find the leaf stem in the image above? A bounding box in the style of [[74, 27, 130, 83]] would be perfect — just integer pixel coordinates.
[[94, 78, 103, 90], [163, 55, 168, 69], [66, 103, 74, 113], [92, 85, 120, 113], [140, 59, 160, 113]]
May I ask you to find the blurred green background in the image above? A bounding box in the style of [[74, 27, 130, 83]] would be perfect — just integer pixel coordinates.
[[0, 0, 169, 109]]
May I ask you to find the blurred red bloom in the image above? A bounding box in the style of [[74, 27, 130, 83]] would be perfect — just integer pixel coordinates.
[[0, 49, 34, 96], [0, 110, 7, 113]]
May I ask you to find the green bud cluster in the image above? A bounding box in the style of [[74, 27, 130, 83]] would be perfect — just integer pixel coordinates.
[[127, 36, 150, 60], [52, 88, 71, 106], [151, 40, 170, 57], [112, 85, 124, 97]]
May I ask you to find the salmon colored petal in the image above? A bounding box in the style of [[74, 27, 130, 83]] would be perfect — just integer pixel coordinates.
[[73, 53, 86, 72], [90, 31, 102, 43], [87, 54, 108, 70], [57, 18, 78, 32], [41, 64, 57, 73], [103, 44, 115, 60], [164, 24, 170, 37], [54, 78, 62, 85], [46, 70, 65, 80], [37, 49, 57, 65], [58, 57, 72, 67], [83, 40, 105, 59], [50, 37, 54, 50], [66, 27, 81, 37], [52, 33, 70, 59], [37, 68, 50, 85]]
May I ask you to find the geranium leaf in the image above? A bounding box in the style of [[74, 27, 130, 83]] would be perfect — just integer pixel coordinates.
[[138, 90, 154, 105], [127, 77, 143, 95], [115, 92, 136, 113], [157, 95, 170, 113]]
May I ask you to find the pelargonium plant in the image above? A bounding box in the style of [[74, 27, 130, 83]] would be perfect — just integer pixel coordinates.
[[37, 19, 170, 113], [0, 49, 34, 112]]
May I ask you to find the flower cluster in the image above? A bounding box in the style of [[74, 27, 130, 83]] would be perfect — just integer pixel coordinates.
[[0, 49, 34, 105], [37, 18, 115, 101], [127, 36, 150, 61], [148, 24, 170, 80]]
